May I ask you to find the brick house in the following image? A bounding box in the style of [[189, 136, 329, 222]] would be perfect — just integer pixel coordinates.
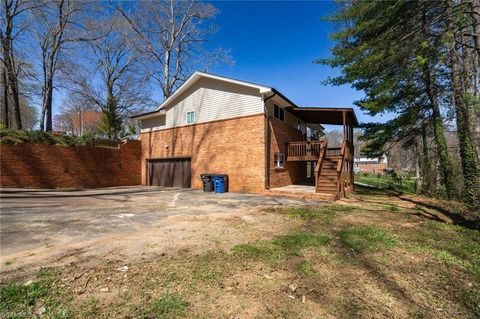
[[354, 156, 388, 174], [133, 72, 358, 199]]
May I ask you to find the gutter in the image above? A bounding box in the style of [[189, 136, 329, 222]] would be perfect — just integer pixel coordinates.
[[263, 91, 276, 190]]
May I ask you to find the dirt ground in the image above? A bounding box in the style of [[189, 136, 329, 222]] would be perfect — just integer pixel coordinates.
[[0, 187, 315, 278], [0, 186, 478, 319]]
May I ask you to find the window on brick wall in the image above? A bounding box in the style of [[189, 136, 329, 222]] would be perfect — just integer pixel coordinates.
[[186, 111, 196, 124], [274, 153, 285, 168], [273, 104, 285, 122]]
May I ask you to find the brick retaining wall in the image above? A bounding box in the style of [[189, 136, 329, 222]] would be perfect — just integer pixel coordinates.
[[0, 140, 142, 189]]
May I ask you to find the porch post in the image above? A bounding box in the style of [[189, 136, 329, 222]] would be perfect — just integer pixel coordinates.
[[342, 111, 346, 142]]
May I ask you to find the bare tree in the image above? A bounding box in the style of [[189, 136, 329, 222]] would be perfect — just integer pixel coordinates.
[[1, 0, 40, 129], [116, 0, 232, 99], [53, 92, 99, 135], [31, 0, 97, 132], [67, 13, 153, 139]]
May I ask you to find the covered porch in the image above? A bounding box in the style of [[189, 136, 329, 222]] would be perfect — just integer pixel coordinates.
[[280, 107, 357, 199]]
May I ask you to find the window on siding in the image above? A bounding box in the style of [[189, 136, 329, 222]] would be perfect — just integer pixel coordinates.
[[274, 153, 285, 168], [186, 111, 195, 124], [273, 104, 285, 122]]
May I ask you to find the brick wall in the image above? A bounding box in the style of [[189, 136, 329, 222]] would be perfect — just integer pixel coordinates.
[[0, 140, 141, 189], [141, 114, 265, 193], [356, 162, 388, 174], [268, 117, 307, 188]]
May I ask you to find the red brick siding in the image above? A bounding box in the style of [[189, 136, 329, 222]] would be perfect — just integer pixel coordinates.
[[268, 117, 306, 188], [141, 114, 265, 193], [0, 141, 141, 188], [356, 162, 388, 174]]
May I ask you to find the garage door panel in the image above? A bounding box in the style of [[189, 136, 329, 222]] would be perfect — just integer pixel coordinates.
[[148, 158, 191, 188]]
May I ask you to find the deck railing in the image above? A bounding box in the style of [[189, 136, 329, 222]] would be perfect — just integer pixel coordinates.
[[326, 147, 341, 157], [287, 140, 325, 161]]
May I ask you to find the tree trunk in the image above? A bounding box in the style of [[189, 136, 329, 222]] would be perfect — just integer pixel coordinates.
[[420, 125, 433, 195], [422, 64, 455, 199], [470, 0, 480, 56], [2, 67, 9, 128], [448, 11, 480, 206]]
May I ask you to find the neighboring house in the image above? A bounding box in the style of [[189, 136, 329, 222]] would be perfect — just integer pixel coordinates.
[[132, 72, 358, 199], [354, 156, 388, 174], [54, 110, 102, 136]]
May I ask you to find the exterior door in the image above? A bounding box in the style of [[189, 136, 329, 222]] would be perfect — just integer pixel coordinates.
[[148, 158, 191, 188]]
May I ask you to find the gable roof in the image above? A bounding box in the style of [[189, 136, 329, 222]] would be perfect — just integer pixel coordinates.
[[131, 72, 359, 126], [131, 72, 272, 119]]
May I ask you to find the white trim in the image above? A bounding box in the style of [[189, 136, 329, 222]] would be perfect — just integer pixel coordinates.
[[132, 110, 166, 120], [157, 72, 272, 111], [274, 153, 285, 168], [186, 110, 196, 124]]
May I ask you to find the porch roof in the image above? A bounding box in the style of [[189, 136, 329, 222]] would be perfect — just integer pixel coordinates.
[[284, 107, 359, 127]]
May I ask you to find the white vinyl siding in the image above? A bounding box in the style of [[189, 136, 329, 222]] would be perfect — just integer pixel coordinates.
[[141, 115, 166, 131], [141, 78, 264, 132]]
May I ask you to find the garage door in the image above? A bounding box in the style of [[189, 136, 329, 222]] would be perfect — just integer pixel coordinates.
[[148, 158, 191, 188]]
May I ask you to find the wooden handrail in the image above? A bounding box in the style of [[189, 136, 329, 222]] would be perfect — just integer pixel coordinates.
[[314, 141, 328, 189]]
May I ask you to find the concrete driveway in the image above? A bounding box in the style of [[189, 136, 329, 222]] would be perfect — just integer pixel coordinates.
[[0, 187, 313, 262]]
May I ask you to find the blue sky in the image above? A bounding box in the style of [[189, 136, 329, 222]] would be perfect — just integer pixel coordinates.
[[207, 0, 380, 127], [52, 1, 386, 129]]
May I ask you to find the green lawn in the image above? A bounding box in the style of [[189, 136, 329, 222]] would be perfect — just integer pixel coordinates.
[[355, 173, 417, 193]]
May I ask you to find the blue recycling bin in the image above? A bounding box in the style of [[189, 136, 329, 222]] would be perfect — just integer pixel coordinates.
[[212, 174, 228, 193]]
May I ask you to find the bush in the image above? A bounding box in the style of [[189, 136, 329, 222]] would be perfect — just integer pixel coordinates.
[[0, 129, 114, 147]]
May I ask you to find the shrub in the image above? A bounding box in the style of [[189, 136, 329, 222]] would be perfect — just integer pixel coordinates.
[[0, 128, 116, 147]]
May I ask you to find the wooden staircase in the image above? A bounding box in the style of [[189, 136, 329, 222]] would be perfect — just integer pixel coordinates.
[[287, 139, 354, 200], [315, 157, 339, 195]]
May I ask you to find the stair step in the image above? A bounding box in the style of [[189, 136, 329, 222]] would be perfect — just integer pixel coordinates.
[[316, 186, 337, 191]]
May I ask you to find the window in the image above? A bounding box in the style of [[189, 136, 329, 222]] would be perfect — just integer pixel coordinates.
[[274, 153, 285, 168], [186, 111, 195, 124], [273, 104, 285, 121]]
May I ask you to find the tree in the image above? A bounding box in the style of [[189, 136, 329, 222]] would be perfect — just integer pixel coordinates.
[[116, 0, 232, 99], [53, 92, 99, 135], [1, 0, 40, 129], [319, 0, 480, 203], [31, 0, 95, 132], [445, 1, 480, 205], [67, 12, 153, 140]]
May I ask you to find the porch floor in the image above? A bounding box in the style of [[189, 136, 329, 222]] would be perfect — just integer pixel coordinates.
[[270, 184, 316, 193], [266, 184, 336, 201]]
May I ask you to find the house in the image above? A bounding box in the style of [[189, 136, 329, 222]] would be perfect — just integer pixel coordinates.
[[132, 72, 358, 200], [354, 156, 388, 174]]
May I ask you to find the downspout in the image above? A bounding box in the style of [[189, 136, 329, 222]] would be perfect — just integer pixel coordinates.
[[263, 91, 276, 190]]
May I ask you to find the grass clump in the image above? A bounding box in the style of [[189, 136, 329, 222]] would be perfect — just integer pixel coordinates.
[[297, 261, 315, 276], [339, 226, 396, 252], [0, 269, 73, 319], [232, 231, 331, 261], [273, 232, 331, 251], [141, 293, 189, 319], [0, 283, 46, 316], [282, 204, 354, 220], [232, 241, 280, 261]]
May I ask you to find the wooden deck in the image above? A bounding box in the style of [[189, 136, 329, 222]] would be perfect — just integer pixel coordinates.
[[286, 140, 354, 199]]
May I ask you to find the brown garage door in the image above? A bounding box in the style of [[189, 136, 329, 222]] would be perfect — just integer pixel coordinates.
[[148, 158, 191, 188]]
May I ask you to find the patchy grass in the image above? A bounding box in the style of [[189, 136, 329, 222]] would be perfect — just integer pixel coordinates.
[[1, 190, 479, 318], [138, 293, 189, 319], [0, 269, 73, 319], [339, 225, 397, 252], [232, 231, 331, 261], [356, 173, 416, 193], [282, 204, 354, 220]]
